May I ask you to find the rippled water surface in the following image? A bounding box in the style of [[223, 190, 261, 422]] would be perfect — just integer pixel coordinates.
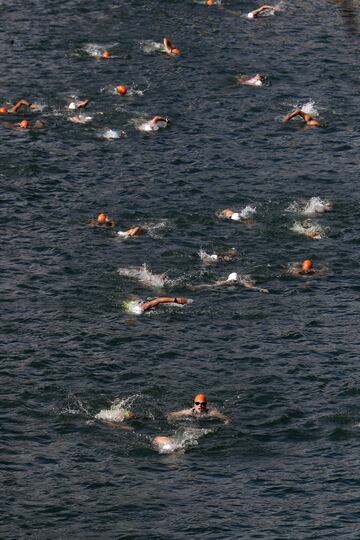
[[2, 1, 360, 538]]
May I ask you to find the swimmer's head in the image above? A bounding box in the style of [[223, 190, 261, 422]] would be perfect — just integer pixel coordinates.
[[116, 85, 127, 95], [171, 48, 180, 55], [227, 272, 238, 282], [97, 213, 107, 223], [102, 50, 110, 58], [231, 212, 241, 221], [207, 0, 216, 4], [0, 106, 7, 113], [68, 102, 76, 110], [247, 12, 254, 19], [302, 259, 313, 272], [19, 120, 29, 129], [194, 393, 207, 405]]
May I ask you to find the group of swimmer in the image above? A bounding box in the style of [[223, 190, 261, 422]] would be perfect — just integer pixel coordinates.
[[96, 392, 229, 452], [5, 2, 334, 453]]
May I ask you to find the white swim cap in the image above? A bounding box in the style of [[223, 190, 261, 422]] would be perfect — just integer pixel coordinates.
[[231, 212, 241, 221], [210, 254, 218, 260], [247, 12, 254, 19], [68, 102, 76, 110], [227, 272, 238, 282]]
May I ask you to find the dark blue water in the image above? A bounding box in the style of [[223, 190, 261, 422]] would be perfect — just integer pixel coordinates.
[[2, 1, 360, 538]]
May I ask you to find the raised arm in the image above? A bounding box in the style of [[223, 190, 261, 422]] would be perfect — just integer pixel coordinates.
[[141, 296, 187, 312], [9, 99, 31, 113], [252, 5, 277, 17], [283, 109, 302, 122]]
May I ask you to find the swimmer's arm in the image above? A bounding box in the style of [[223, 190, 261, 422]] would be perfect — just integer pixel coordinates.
[[167, 409, 192, 421], [9, 99, 31, 113], [141, 297, 176, 311], [283, 110, 302, 122], [210, 409, 231, 424], [252, 5, 276, 17], [77, 99, 90, 109]]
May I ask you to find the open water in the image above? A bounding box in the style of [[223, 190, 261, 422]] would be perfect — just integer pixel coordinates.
[[2, 1, 360, 538]]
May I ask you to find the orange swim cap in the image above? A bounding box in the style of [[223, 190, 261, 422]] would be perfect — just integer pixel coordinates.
[[0, 106, 7, 113], [102, 50, 110, 58], [171, 48, 180, 55], [116, 85, 127, 95], [207, 0, 216, 5], [302, 259, 313, 271], [20, 120, 29, 129], [97, 213, 107, 223], [194, 393, 207, 403]]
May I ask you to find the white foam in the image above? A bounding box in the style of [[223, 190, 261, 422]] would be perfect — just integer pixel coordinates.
[[239, 205, 256, 219], [100, 129, 125, 140], [140, 40, 163, 54], [118, 264, 167, 288]]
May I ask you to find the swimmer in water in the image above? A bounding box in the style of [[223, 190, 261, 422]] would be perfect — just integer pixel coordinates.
[[4, 119, 44, 130], [95, 399, 136, 429], [68, 114, 93, 124], [117, 226, 144, 238], [199, 248, 237, 265], [283, 109, 321, 127], [302, 219, 324, 239], [67, 98, 91, 111], [247, 4, 280, 18], [88, 212, 118, 228], [149, 115, 169, 129], [218, 208, 255, 225], [162, 37, 180, 55], [167, 393, 230, 424], [237, 74, 265, 86], [0, 99, 41, 114], [141, 296, 189, 312], [191, 272, 269, 293], [287, 259, 329, 277]]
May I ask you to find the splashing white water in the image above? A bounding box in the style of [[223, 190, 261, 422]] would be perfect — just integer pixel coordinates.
[[118, 263, 167, 288], [154, 427, 212, 454], [140, 40, 163, 54], [99, 129, 126, 140]]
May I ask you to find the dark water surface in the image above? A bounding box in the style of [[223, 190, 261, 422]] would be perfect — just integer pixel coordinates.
[[2, 0, 360, 538]]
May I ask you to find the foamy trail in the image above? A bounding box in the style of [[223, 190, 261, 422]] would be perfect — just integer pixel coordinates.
[[118, 264, 167, 288]]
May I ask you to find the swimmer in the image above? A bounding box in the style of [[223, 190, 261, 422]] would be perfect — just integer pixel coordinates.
[[68, 113, 93, 124], [0, 99, 40, 114], [247, 4, 280, 18], [237, 73, 265, 86], [117, 226, 144, 238], [191, 272, 269, 293], [88, 212, 118, 228], [149, 115, 169, 129], [4, 119, 44, 130], [218, 208, 255, 224], [95, 399, 136, 429], [199, 248, 237, 265], [102, 50, 111, 58], [138, 116, 170, 132], [167, 394, 230, 424], [116, 85, 127, 95], [283, 109, 321, 127], [162, 37, 180, 55], [141, 296, 189, 312], [153, 435, 177, 452], [287, 259, 328, 277], [292, 219, 325, 240], [67, 98, 90, 111]]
